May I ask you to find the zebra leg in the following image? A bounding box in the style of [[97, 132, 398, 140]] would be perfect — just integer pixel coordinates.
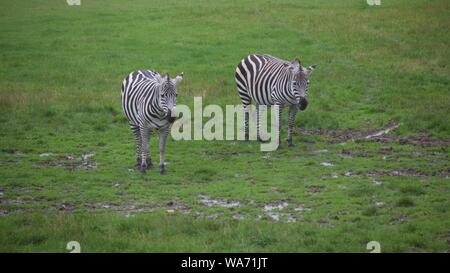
[[287, 105, 298, 147], [130, 124, 142, 168], [257, 104, 261, 142], [158, 127, 170, 175], [139, 126, 151, 174], [275, 104, 284, 150], [237, 88, 251, 141], [243, 104, 250, 141], [257, 104, 269, 143], [144, 128, 153, 169]]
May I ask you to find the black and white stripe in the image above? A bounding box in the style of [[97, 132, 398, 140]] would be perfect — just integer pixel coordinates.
[[235, 54, 316, 147], [121, 70, 183, 174]]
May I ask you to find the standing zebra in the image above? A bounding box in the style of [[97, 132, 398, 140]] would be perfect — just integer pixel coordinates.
[[235, 54, 316, 147], [121, 70, 183, 174]]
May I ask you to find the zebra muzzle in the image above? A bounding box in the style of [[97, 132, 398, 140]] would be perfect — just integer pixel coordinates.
[[298, 97, 308, 111], [166, 108, 177, 123]]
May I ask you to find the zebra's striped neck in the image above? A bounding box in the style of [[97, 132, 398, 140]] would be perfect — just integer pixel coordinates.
[[152, 90, 169, 118]]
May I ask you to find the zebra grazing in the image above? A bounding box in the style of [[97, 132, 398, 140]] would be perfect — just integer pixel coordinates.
[[235, 54, 317, 147], [121, 70, 183, 174]]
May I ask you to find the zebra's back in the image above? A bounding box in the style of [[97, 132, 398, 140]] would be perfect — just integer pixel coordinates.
[[235, 54, 293, 105], [121, 70, 164, 127]]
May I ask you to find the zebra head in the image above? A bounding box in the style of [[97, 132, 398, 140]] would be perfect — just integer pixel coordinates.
[[159, 73, 183, 121], [290, 59, 317, 111]]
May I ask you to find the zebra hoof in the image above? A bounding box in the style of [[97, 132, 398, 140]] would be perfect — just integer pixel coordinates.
[[160, 167, 166, 175], [287, 140, 294, 147], [276, 144, 283, 150], [135, 158, 142, 169], [146, 159, 153, 169], [139, 163, 148, 174]]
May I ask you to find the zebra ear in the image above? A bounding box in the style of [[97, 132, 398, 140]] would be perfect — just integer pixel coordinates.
[[291, 58, 301, 66], [161, 73, 170, 82], [289, 58, 301, 72], [174, 72, 183, 85], [303, 64, 317, 75]]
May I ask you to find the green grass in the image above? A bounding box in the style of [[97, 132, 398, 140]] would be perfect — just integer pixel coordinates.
[[0, 0, 449, 252]]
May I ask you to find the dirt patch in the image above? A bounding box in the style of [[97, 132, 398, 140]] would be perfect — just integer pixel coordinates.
[[90, 203, 154, 214], [379, 135, 450, 147], [267, 212, 296, 223], [0, 198, 29, 205], [364, 168, 450, 178], [379, 147, 394, 154], [0, 208, 30, 216], [232, 214, 245, 220], [294, 205, 312, 212], [411, 151, 445, 157], [0, 197, 32, 216], [297, 122, 400, 143], [297, 122, 450, 147], [372, 180, 383, 186], [196, 199, 310, 223], [35, 152, 98, 170], [306, 185, 324, 193], [318, 220, 335, 228], [59, 203, 74, 211], [341, 148, 369, 158], [321, 168, 450, 181], [259, 202, 311, 223], [2, 149, 30, 157], [389, 214, 409, 225], [199, 195, 241, 208], [263, 201, 289, 211], [89, 201, 191, 215]]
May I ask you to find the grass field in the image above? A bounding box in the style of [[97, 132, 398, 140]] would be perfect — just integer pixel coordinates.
[[0, 0, 449, 252]]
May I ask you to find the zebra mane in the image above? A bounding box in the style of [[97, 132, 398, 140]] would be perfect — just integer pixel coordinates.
[[155, 73, 170, 85]]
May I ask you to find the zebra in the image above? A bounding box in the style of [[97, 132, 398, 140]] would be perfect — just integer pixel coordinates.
[[235, 54, 316, 148], [121, 70, 183, 174]]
